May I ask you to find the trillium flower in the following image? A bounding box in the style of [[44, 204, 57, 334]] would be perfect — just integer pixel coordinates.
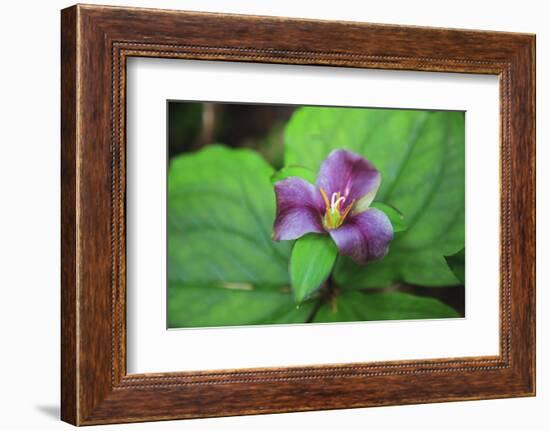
[[273, 149, 394, 264]]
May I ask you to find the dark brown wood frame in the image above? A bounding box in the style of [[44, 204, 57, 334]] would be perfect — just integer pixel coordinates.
[[61, 4, 536, 426]]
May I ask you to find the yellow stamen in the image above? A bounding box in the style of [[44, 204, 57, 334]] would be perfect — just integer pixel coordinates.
[[340, 199, 356, 222], [320, 187, 333, 227], [319, 187, 330, 209]]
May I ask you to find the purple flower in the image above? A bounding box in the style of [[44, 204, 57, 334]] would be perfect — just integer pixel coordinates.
[[273, 149, 393, 264]]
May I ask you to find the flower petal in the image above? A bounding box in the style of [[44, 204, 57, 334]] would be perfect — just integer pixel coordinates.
[[329, 208, 393, 264], [316, 149, 381, 207], [273, 177, 325, 241]]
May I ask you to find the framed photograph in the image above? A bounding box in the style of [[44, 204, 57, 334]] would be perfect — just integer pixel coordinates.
[[61, 4, 535, 425]]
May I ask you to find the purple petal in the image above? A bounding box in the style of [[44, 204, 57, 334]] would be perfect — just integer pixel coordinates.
[[316, 149, 381, 204], [273, 177, 325, 241], [329, 208, 393, 264]]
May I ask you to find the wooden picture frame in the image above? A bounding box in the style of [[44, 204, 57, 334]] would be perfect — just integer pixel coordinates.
[[61, 4, 535, 425]]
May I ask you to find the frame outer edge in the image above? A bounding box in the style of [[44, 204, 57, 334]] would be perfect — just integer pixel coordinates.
[[61, 4, 79, 426], [516, 34, 536, 395], [499, 35, 536, 396], [527, 35, 536, 395], [531, 34, 536, 396]]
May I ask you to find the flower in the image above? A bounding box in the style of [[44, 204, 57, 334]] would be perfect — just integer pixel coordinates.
[[273, 149, 393, 264]]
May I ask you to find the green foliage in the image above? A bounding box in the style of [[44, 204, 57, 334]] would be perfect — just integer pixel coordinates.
[[313, 291, 460, 322], [167, 106, 465, 328], [168, 145, 298, 327], [168, 282, 313, 328], [290, 234, 338, 303], [168, 145, 290, 286], [285, 107, 465, 288], [445, 248, 466, 284]]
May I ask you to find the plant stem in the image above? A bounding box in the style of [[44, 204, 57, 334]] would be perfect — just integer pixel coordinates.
[[305, 273, 337, 323]]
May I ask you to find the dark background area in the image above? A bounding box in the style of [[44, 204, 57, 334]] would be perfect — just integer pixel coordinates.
[[168, 101, 296, 169]]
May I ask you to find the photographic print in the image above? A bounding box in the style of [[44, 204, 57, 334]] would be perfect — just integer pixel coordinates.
[[167, 102, 465, 329]]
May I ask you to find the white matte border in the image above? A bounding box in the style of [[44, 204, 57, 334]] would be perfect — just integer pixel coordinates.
[[127, 58, 500, 374]]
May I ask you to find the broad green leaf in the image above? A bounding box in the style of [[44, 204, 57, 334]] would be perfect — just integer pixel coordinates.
[[168, 145, 295, 328], [271, 165, 317, 185], [168, 282, 314, 328], [290, 234, 338, 303], [284, 107, 465, 288], [169, 145, 290, 285], [371, 202, 407, 233], [335, 250, 460, 288], [445, 248, 466, 284], [313, 291, 460, 323]]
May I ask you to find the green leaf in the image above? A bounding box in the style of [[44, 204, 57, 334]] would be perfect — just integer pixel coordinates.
[[290, 234, 338, 303], [271, 165, 317, 185], [445, 248, 465, 284], [169, 145, 290, 285], [284, 107, 465, 288], [313, 291, 460, 323], [168, 282, 314, 328], [168, 145, 296, 328], [371, 202, 407, 233]]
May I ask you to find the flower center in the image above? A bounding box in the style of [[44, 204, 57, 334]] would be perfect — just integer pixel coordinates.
[[320, 188, 356, 230]]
